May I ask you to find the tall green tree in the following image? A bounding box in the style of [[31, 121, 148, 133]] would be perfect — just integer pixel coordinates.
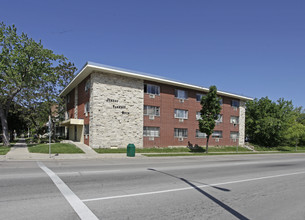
[[246, 97, 295, 147], [0, 23, 75, 146], [198, 85, 221, 153]]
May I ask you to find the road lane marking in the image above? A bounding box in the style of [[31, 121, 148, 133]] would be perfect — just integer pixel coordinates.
[[56, 170, 120, 176], [82, 170, 305, 202], [37, 162, 98, 220]]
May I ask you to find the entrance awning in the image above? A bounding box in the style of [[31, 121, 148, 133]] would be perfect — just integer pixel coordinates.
[[60, 118, 84, 126]]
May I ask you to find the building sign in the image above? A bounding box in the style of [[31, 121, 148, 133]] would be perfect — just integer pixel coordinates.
[[106, 98, 129, 114]]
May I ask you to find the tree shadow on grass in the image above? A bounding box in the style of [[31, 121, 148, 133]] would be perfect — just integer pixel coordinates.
[[148, 168, 249, 220], [187, 144, 206, 153]]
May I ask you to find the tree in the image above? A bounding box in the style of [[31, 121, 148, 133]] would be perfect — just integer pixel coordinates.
[[198, 85, 221, 154], [285, 120, 305, 150], [0, 22, 75, 146], [245, 97, 295, 147]]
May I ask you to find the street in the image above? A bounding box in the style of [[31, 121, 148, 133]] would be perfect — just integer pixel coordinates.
[[1, 154, 305, 220]]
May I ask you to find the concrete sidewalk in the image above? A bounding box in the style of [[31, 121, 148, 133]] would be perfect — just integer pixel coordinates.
[[6, 139, 30, 160], [2, 139, 142, 161]]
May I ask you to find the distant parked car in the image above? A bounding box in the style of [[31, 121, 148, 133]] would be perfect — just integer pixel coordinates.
[[41, 133, 50, 138]]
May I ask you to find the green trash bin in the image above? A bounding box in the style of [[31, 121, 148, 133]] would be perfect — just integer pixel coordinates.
[[127, 144, 135, 157]]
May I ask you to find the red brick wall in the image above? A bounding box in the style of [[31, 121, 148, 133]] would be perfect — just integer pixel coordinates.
[[66, 89, 75, 119], [143, 81, 240, 148], [77, 75, 91, 146]]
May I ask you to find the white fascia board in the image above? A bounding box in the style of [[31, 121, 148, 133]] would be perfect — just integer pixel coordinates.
[[60, 62, 253, 101]]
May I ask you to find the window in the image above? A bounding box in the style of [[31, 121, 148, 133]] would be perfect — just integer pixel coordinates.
[[196, 112, 201, 120], [215, 114, 223, 124], [174, 128, 188, 138], [231, 100, 240, 108], [65, 111, 69, 120], [144, 84, 160, 95], [174, 109, 188, 119], [196, 130, 206, 138], [84, 102, 90, 115], [85, 80, 90, 92], [196, 93, 205, 102], [230, 116, 239, 125], [219, 98, 223, 105], [212, 130, 223, 138], [143, 127, 160, 137], [144, 106, 160, 116], [66, 94, 70, 104], [84, 124, 89, 135], [230, 132, 239, 140], [175, 89, 188, 99]]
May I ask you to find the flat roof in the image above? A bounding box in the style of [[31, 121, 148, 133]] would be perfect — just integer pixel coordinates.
[[60, 61, 253, 101]]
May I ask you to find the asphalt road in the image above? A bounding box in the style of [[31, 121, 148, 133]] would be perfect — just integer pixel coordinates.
[[1, 154, 305, 220]]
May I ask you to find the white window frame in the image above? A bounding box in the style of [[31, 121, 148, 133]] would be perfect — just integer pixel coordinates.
[[66, 94, 70, 104], [215, 114, 223, 124], [196, 130, 207, 138], [144, 84, 160, 95], [65, 111, 69, 120], [84, 102, 90, 116], [230, 131, 239, 140], [212, 130, 223, 138], [219, 98, 223, 106], [175, 89, 188, 100], [144, 105, 160, 116], [174, 109, 188, 119], [85, 80, 90, 92], [231, 100, 240, 108], [230, 116, 239, 124], [196, 93, 205, 102], [196, 112, 202, 120], [174, 128, 188, 138], [143, 127, 160, 137], [84, 124, 89, 135]]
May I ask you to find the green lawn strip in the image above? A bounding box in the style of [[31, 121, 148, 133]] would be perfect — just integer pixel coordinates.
[[143, 152, 256, 157], [143, 151, 305, 157], [0, 146, 11, 155], [94, 146, 251, 154], [28, 143, 84, 154], [253, 145, 305, 152]]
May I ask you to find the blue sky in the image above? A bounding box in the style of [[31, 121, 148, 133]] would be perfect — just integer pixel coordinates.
[[1, 0, 304, 107]]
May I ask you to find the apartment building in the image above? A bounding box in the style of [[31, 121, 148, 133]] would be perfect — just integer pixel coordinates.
[[60, 62, 252, 148]]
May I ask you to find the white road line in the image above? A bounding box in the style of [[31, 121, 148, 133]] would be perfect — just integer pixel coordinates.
[[56, 172, 80, 175], [37, 162, 98, 220], [56, 170, 120, 176], [82, 170, 305, 202]]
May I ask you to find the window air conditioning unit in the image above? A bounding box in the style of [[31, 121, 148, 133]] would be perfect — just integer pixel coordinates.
[[179, 118, 184, 122], [233, 106, 238, 111], [232, 138, 237, 142], [179, 99, 184, 103], [215, 138, 220, 142], [178, 137, 184, 141], [149, 115, 155, 120], [149, 137, 154, 141], [149, 94, 155, 99], [85, 135, 88, 139]]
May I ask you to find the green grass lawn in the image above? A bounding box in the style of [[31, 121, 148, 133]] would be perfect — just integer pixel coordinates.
[[0, 146, 11, 155], [94, 146, 252, 154], [253, 145, 305, 152], [28, 143, 84, 154]]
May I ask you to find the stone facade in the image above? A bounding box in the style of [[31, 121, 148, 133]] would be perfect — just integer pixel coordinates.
[[89, 71, 144, 148], [238, 101, 246, 146]]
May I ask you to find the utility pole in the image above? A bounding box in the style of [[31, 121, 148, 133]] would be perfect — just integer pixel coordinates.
[[49, 115, 51, 158]]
